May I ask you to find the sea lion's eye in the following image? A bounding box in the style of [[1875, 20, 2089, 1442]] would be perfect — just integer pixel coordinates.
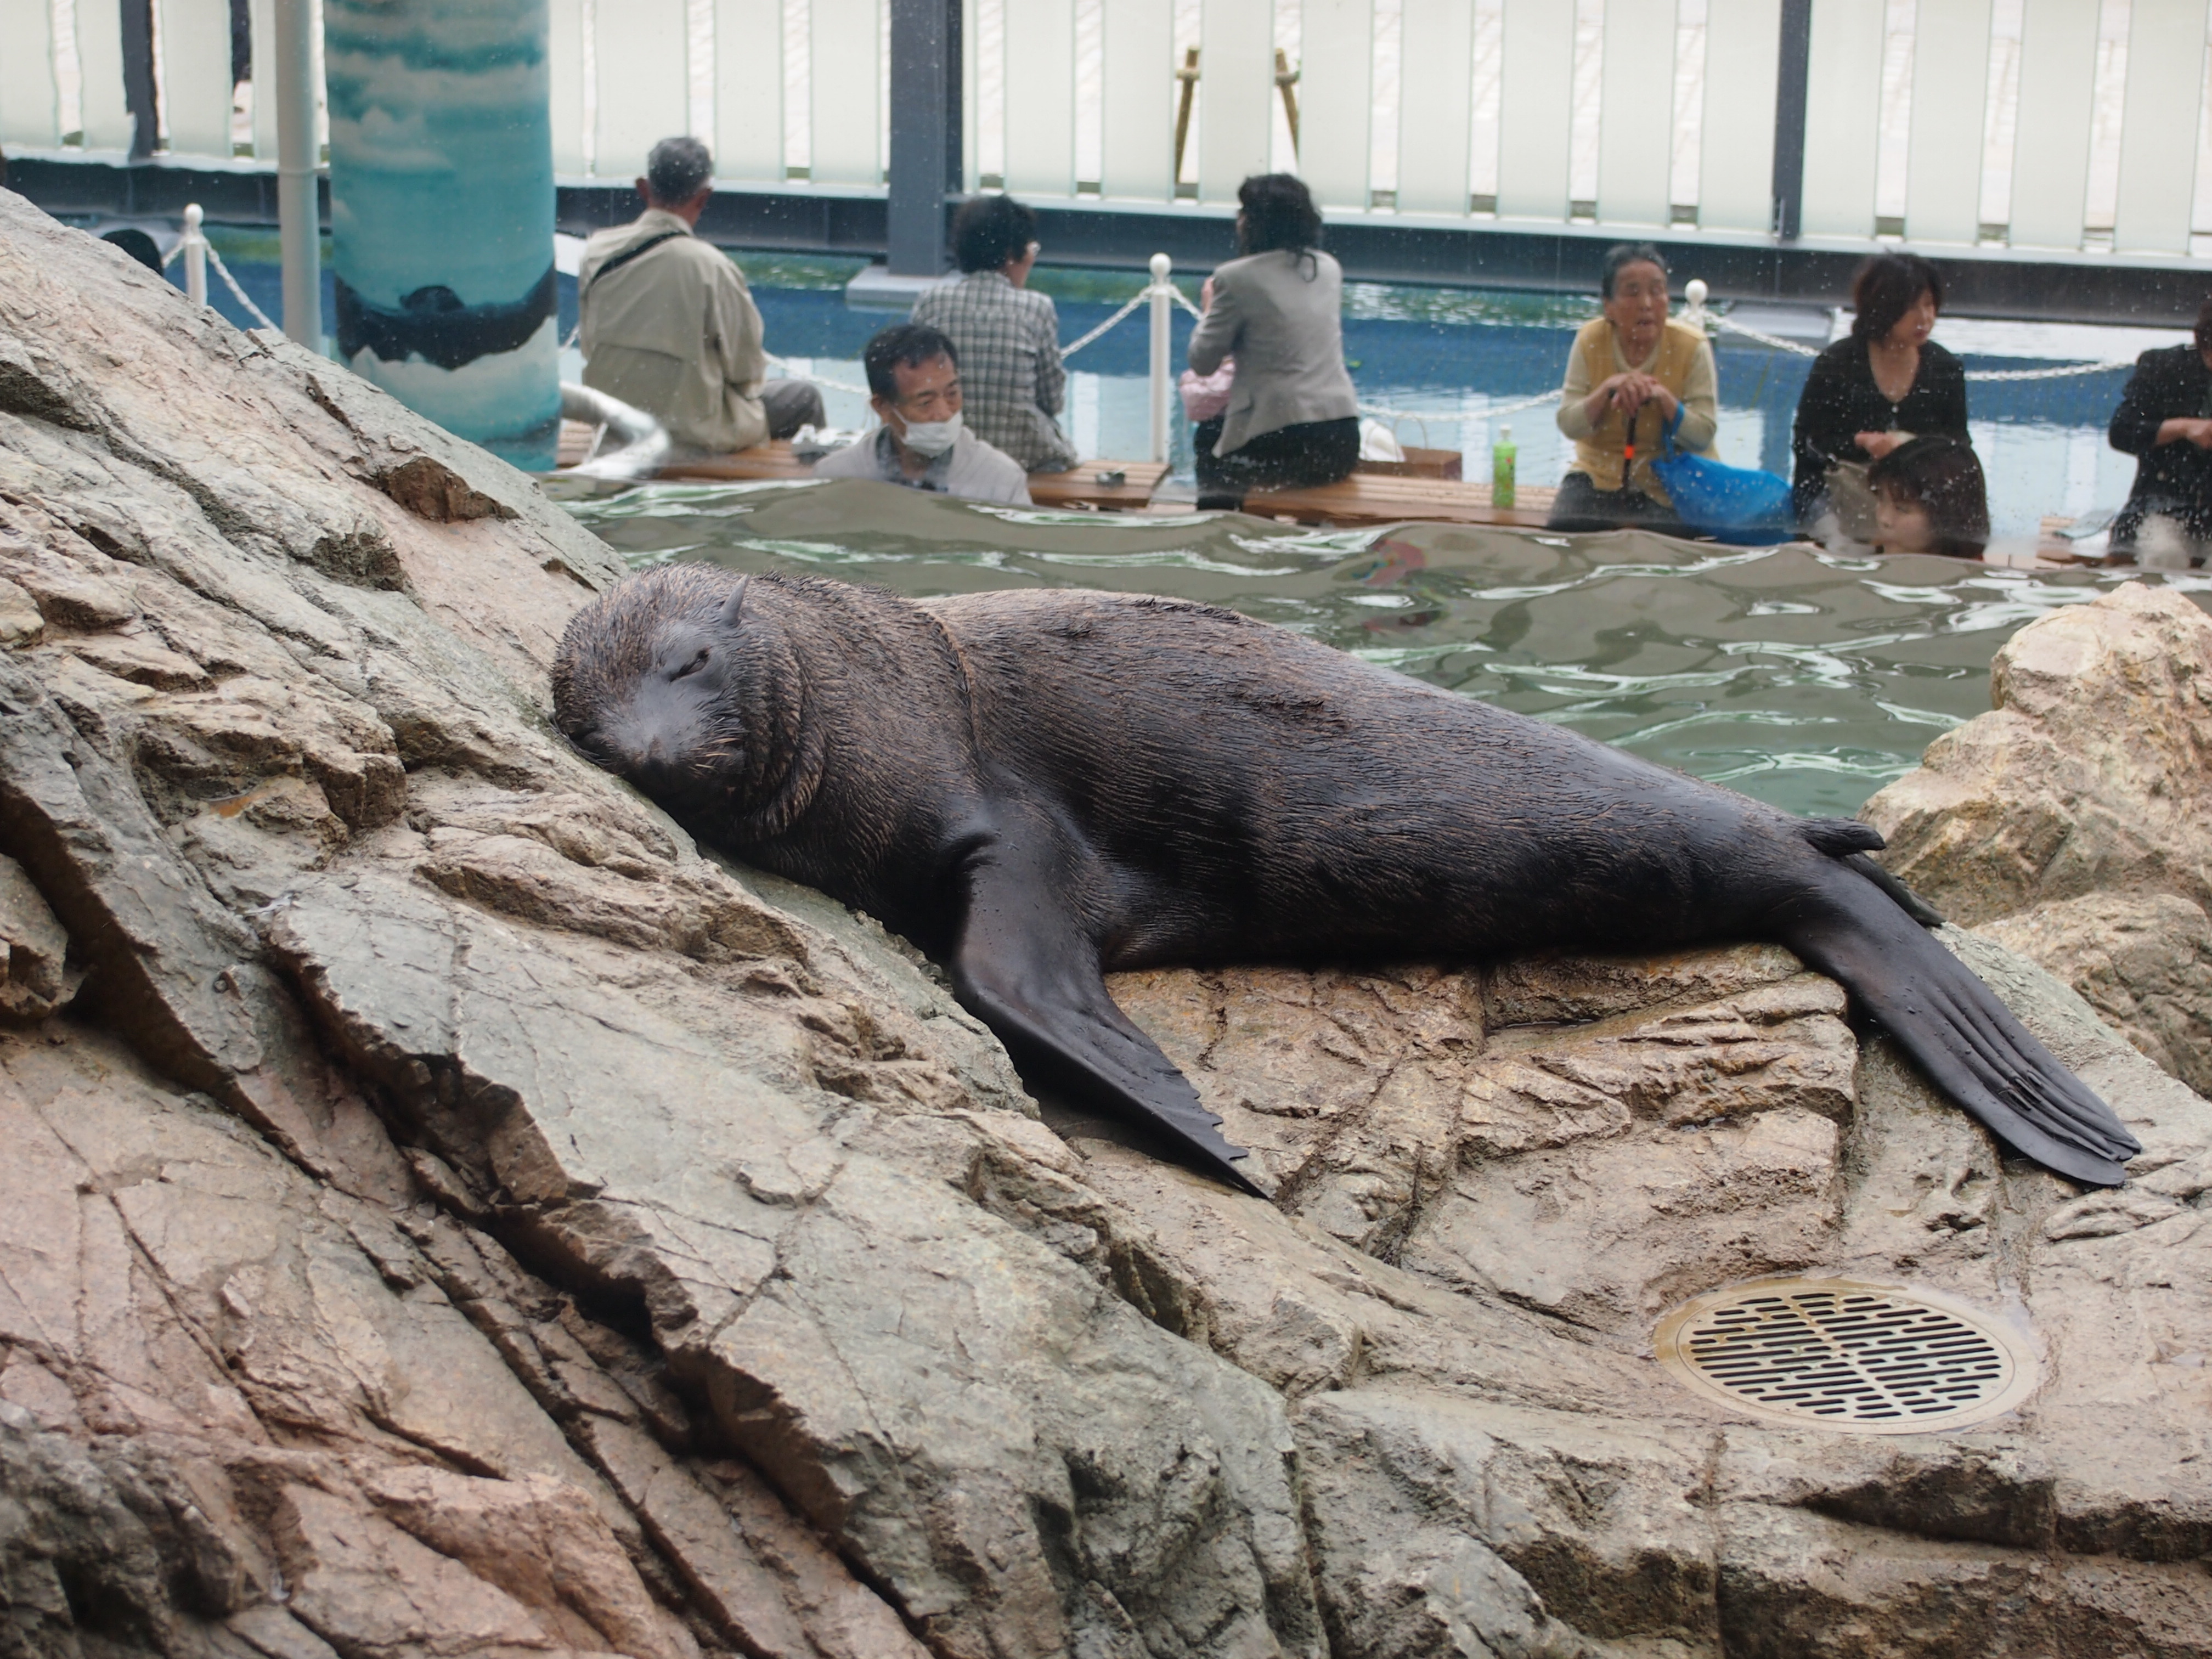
[[672, 647, 711, 681]]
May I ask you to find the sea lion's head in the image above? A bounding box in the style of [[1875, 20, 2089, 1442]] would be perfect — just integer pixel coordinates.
[[553, 565, 819, 836]]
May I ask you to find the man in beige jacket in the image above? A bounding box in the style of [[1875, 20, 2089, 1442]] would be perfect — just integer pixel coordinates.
[[577, 137, 823, 455]]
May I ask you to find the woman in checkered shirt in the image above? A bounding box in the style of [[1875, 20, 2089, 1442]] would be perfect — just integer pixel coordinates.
[[910, 196, 1079, 473]]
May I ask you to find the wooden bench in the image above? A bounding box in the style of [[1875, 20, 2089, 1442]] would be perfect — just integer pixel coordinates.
[[557, 422, 1166, 510], [1241, 475, 1557, 529], [653, 443, 814, 483], [1028, 461, 1171, 511], [557, 420, 1537, 528], [2033, 514, 2121, 565], [1354, 445, 1464, 481]]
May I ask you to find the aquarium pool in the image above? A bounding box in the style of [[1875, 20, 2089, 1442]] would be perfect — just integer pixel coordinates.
[[567, 477, 2212, 820]]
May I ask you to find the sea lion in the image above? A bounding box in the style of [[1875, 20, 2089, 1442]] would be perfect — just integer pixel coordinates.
[[552, 565, 2140, 1194]]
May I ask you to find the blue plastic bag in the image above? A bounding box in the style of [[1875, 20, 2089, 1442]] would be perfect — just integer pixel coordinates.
[[1649, 407, 1795, 544]]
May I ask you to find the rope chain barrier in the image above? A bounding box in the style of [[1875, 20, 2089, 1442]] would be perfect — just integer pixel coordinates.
[[1355, 386, 1560, 447], [204, 243, 279, 332], [1702, 311, 2136, 382], [161, 229, 280, 334], [764, 353, 871, 398], [1059, 287, 1155, 357], [757, 275, 1197, 409]]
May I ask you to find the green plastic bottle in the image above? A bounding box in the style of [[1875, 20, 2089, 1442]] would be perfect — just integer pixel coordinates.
[[1492, 424, 1517, 510]]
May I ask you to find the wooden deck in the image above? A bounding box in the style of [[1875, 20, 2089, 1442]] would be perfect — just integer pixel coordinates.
[[654, 444, 814, 483], [550, 421, 2114, 556], [1029, 461, 1172, 511], [558, 420, 1577, 529], [1355, 445, 1465, 481], [1242, 475, 1558, 529], [2033, 514, 2121, 564], [557, 422, 1167, 511]]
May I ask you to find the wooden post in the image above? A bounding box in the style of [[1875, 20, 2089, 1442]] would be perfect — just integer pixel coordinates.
[[1172, 47, 1200, 188]]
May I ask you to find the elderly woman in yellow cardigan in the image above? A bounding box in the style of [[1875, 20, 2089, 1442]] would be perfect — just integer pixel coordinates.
[[1548, 243, 1719, 534]]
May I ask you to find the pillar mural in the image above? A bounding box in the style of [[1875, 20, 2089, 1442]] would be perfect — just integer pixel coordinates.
[[325, 0, 560, 470]]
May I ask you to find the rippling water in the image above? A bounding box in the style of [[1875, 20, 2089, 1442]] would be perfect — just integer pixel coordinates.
[[570, 479, 2212, 820]]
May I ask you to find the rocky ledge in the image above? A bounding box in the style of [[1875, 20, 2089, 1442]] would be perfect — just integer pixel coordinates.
[[1865, 580, 2212, 1103], [2, 189, 2210, 1658]]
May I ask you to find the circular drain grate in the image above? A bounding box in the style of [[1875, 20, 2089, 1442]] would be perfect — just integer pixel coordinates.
[[1654, 1278, 2038, 1434]]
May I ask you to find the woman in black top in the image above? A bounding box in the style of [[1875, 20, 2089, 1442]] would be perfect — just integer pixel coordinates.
[[1790, 254, 1970, 528], [2106, 295, 2212, 554]]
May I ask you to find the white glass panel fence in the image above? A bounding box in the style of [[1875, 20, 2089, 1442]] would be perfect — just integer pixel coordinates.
[[9, 0, 2212, 263]]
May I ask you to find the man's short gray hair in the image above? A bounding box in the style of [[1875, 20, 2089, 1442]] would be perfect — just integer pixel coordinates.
[[646, 137, 713, 205]]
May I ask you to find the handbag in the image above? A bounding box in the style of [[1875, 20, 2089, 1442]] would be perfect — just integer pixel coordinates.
[[1179, 357, 1235, 422], [1649, 406, 1795, 544]]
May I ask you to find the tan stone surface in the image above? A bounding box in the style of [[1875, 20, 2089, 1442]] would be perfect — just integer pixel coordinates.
[[1978, 889, 2212, 1098], [4, 191, 2212, 1657], [1865, 582, 2212, 1097]]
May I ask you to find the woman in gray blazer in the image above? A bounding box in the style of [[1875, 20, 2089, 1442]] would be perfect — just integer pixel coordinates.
[[1186, 174, 1361, 509]]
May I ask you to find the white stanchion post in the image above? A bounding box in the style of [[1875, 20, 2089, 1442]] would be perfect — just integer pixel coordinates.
[[182, 204, 207, 307], [1682, 277, 1710, 335], [1148, 252, 1172, 465], [274, 0, 323, 348]]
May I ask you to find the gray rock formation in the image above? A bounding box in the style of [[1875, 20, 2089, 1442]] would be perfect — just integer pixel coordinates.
[[2, 189, 2210, 1656], [1865, 582, 2212, 1098]]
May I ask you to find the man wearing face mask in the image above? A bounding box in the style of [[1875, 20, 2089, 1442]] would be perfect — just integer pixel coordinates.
[[811, 324, 1032, 505]]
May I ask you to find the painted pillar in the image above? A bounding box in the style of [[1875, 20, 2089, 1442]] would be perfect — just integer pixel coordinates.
[[325, 0, 560, 470]]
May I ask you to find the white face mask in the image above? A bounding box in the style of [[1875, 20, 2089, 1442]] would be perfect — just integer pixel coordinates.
[[897, 410, 962, 458]]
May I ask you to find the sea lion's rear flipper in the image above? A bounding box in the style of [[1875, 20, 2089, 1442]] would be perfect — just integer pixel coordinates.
[[1841, 852, 1947, 928], [1798, 820, 1947, 926], [1785, 861, 2141, 1187], [949, 834, 1264, 1198]]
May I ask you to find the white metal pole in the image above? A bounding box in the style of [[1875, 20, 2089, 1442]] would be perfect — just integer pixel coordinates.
[[1148, 252, 1172, 465], [182, 204, 207, 308], [1682, 277, 1710, 335], [273, 0, 322, 348]]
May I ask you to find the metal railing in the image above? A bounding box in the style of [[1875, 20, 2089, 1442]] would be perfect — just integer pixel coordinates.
[[7, 1, 2211, 262], [1, 0, 329, 165]]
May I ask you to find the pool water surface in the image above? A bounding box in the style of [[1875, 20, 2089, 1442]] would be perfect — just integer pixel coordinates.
[[569, 478, 2212, 820]]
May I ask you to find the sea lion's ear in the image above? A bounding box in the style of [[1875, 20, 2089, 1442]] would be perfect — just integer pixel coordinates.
[[719, 577, 751, 629]]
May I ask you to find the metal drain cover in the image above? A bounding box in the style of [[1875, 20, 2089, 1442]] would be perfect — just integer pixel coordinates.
[[1654, 1278, 2038, 1434]]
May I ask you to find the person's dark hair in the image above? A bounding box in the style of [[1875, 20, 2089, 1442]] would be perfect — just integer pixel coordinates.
[[1600, 242, 1669, 299], [1235, 174, 1324, 270], [2194, 294, 2212, 353], [1850, 253, 1944, 342], [645, 136, 714, 206], [100, 228, 163, 273], [1870, 435, 1989, 556], [864, 323, 959, 400], [952, 194, 1038, 274]]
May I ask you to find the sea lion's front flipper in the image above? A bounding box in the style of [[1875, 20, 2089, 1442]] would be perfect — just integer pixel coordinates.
[[949, 831, 1265, 1198]]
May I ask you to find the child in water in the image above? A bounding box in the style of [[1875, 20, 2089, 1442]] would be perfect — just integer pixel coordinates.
[[1869, 435, 1990, 559]]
